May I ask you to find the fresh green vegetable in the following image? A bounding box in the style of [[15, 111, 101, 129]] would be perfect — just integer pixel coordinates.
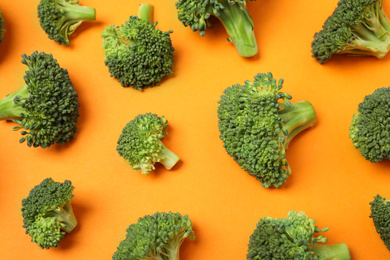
[[217, 72, 316, 188], [370, 194, 390, 251], [113, 212, 194, 260], [312, 0, 390, 63], [101, 4, 174, 90], [349, 87, 390, 162], [0, 11, 5, 44], [38, 0, 96, 46], [247, 211, 351, 260], [0, 51, 80, 148], [21, 178, 78, 249], [175, 0, 258, 57], [117, 113, 180, 175]]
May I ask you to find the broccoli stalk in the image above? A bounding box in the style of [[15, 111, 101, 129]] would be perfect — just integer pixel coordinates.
[[215, 1, 258, 57], [158, 140, 181, 171], [137, 3, 154, 24], [279, 101, 317, 147], [38, 0, 96, 46], [312, 0, 390, 63], [50, 1, 96, 39], [175, 0, 258, 57], [308, 243, 352, 260], [46, 200, 78, 233], [56, 0, 95, 21], [0, 85, 29, 120], [159, 229, 194, 260], [341, 1, 390, 58]]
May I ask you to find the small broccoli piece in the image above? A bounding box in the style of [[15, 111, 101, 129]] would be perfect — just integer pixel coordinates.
[[0, 11, 5, 44], [0, 51, 80, 148], [349, 87, 390, 162], [247, 211, 351, 260], [101, 4, 174, 90], [21, 178, 78, 249], [175, 0, 258, 57], [113, 212, 195, 260], [217, 72, 316, 188], [38, 0, 96, 46], [117, 113, 180, 175], [370, 194, 390, 250], [312, 0, 390, 63]]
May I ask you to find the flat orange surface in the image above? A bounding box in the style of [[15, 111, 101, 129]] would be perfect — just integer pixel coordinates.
[[1, 0, 390, 259]]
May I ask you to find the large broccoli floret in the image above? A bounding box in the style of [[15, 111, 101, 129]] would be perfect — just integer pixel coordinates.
[[312, 0, 390, 63], [21, 178, 78, 249], [217, 72, 316, 188], [175, 0, 258, 57], [117, 113, 180, 175], [0, 11, 5, 44], [101, 4, 174, 90], [113, 212, 195, 260], [38, 0, 96, 46], [349, 87, 390, 162], [370, 194, 390, 250], [0, 51, 80, 148], [247, 211, 351, 260]]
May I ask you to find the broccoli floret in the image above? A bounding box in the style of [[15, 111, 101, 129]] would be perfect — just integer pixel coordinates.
[[370, 194, 390, 250], [0, 51, 80, 148], [312, 0, 390, 63], [349, 87, 390, 162], [116, 113, 180, 175], [101, 4, 174, 90], [247, 211, 351, 260], [0, 11, 5, 44], [38, 0, 96, 46], [21, 178, 78, 249], [217, 72, 316, 188], [175, 0, 258, 57], [113, 212, 195, 260]]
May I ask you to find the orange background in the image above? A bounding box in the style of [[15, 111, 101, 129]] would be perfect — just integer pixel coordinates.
[[0, 0, 390, 259]]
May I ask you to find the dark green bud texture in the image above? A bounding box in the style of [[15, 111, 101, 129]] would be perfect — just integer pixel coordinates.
[[21, 178, 76, 249], [102, 15, 174, 90], [349, 87, 390, 162], [113, 212, 195, 260], [0, 51, 80, 148], [370, 195, 390, 250], [218, 72, 316, 188]]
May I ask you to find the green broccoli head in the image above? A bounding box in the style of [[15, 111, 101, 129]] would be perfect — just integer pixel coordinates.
[[312, 0, 390, 63], [0, 51, 80, 148], [247, 211, 351, 260], [101, 4, 174, 90], [217, 72, 316, 188], [175, 0, 258, 57], [0, 11, 5, 44], [38, 0, 96, 46], [21, 178, 78, 249], [370, 194, 390, 250], [113, 212, 195, 260], [349, 87, 390, 162], [116, 113, 180, 175]]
